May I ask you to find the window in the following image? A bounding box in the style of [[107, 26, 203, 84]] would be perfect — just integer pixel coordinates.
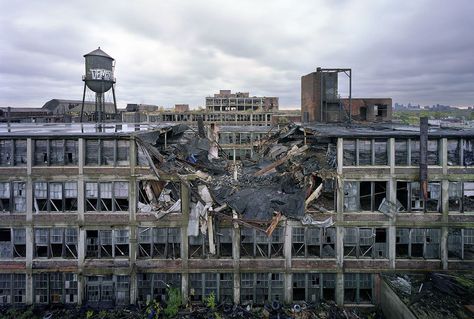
[[34, 228, 77, 259], [410, 140, 420, 165], [374, 139, 388, 165], [85, 182, 129, 212], [14, 140, 27, 166], [358, 139, 372, 165], [344, 273, 373, 304], [396, 181, 440, 213], [137, 273, 181, 304], [0, 140, 12, 166], [447, 139, 460, 166], [34, 182, 77, 213], [189, 273, 233, 303], [343, 228, 386, 259], [138, 227, 181, 259], [239, 228, 283, 258], [240, 273, 283, 305], [34, 140, 48, 165], [462, 139, 474, 166], [85, 275, 127, 305], [396, 228, 440, 259], [343, 139, 356, 166], [85, 229, 129, 259], [344, 181, 387, 212], [292, 227, 336, 258], [448, 228, 474, 260], [427, 140, 439, 165], [86, 139, 130, 166], [0, 182, 26, 214], [395, 139, 408, 165], [0, 228, 26, 259]]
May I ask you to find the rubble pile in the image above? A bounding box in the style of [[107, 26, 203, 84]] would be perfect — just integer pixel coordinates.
[[136, 124, 337, 237], [384, 273, 474, 319]]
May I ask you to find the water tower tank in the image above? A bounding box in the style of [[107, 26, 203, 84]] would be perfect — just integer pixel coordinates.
[[83, 47, 115, 93]]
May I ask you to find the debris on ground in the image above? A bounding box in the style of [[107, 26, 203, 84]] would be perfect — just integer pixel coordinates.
[[384, 272, 474, 319]]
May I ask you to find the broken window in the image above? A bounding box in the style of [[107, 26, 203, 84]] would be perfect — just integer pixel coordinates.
[[65, 140, 78, 165], [448, 228, 474, 260], [395, 139, 408, 165], [396, 181, 440, 213], [34, 273, 49, 303], [14, 140, 26, 166], [292, 227, 335, 258], [0, 182, 10, 212], [410, 139, 420, 165], [217, 227, 233, 258], [343, 228, 386, 259], [449, 182, 462, 212], [0, 140, 12, 166], [85, 275, 127, 306], [239, 228, 283, 258], [50, 140, 64, 165], [13, 182, 26, 213], [138, 180, 181, 214], [86, 229, 128, 259], [396, 228, 440, 259], [86, 182, 129, 212], [344, 273, 373, 304], [462, 139, 474, 166], [427, 140, 439, 165], [343, 139, 356, 166], [189, 233, 209, 258], [34, 181, 77, 213], [447, 139, 461, 166], [463, 182, 474, 212], [34, 140, 48, 165], [344, 181, 386, 212], [189, 273, 233, 303], [240, 272, 283, 305], [0, 228, 25, 259], [138, 227, 181, 259], [137, 273, 181, 304]]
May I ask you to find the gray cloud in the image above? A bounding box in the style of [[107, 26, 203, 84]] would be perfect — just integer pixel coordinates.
[[1, 0, 473, 109]]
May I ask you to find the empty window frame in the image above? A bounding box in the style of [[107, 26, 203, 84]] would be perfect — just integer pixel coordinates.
[[447, 139, 461, 166], [292, 227, 336, 258], [189, 273, 233, 303], [0, 228, 26, 259], [452, 182, 474, 213], [0, 140, 13, 166], [85, 182, 129, 212], [0, 274, 26, 304], [34, 273, 77, 304], [292, 273, 336, 303], [34, 181, 77, 213], [34, 140, 48, 165], [396, 228, 440, 259], [358, 139, 372, 165], [137, 273, 181, 304], [344, 273, 373, 304], [85, 139, 130, 166], [344, 181, 387, 212], [34, 228, 78, 259], [116, 275, 130, 305], [410, 139, 420, 165], [239, 228, 283, 258], [240, 273, 283, 305], [462, 139, 474, 166], [217, 227, 233, 257], [0, 182, 26, 213], [138, 227, 181, 259], [85, 229, 129, 259], [344, 228, 387, 259], [396, 181, 440, 213], [448, 228, 474, 260]]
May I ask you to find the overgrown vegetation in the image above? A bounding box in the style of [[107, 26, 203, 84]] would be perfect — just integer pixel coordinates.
[[164, 287, 182, 318]]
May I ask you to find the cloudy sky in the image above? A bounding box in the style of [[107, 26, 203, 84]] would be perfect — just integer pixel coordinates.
[[1, 0, 473, 109]]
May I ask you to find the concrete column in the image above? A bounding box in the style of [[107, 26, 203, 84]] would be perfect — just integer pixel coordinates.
[[337, 138, 343, 175], [441, 227, 449, 270], [129, 271, 137, 305], [77, 274, 84, 305], [26, 138, 33, 222], [25, 225, 33, 304], [441, 138, 448, 175], [336, 227, 344, 269], [25, 139, 33, 305], [77, 229, 86, 272], [232, 220, 240, 304], [78, 138, 84, 175], [388, 138, 395, 174], [180, 183, 190, 304], [335, 273, 344, 306], [283, 222, 292, 304], [388, 226, 396, 269], [25, 273, 33, 305]]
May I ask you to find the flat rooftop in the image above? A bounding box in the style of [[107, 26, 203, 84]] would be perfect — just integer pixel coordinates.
[[0, 123, 176, 137]]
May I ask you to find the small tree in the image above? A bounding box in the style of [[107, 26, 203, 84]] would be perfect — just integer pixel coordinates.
[[164, 287, 182, 318]]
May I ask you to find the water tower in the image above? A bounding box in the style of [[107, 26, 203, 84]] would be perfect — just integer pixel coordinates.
[[80, 47, 118, 122]]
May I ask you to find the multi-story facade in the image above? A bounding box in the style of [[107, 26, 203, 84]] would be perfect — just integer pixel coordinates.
[[206, 90, 279, 112], [0, 122, 472, 308]]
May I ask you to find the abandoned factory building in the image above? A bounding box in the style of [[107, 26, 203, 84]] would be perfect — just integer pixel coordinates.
[[0, 120, 473, 309]]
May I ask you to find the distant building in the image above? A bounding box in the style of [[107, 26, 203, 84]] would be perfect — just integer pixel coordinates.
[[125, 104, 160, 113], [175, 104, 189, 112], [0, 107, 57, 123], [205, 90, 279, 112], [301, 68, 392, 123]]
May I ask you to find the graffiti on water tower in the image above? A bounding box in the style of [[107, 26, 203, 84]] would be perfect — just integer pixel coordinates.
[[89, 69, 113, 81]]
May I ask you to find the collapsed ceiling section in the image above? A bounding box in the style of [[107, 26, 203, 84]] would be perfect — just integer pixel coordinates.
[[135, 124, 337, 235]]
